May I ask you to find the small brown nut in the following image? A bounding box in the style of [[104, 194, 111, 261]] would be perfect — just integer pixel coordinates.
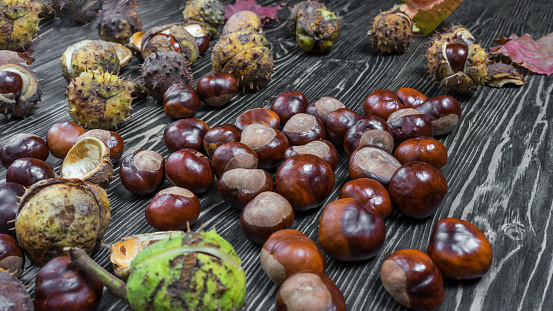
[[348, 145, 401, 187], [240, 124, 289, 170], [235, 108, 281, 130], [145, 187, 201, 230], [6, 158, 56, 187], [165, 148, 214, 194], [394, 137, 447, 169], [271, 91, 309, 124], [218, 168, 273, 210], [196, 73, 238, 107], [282, 113, 326, 146], [1, 133, 49, 168], [306, 96, 346, 122], [119, 150, 165, 195], [276, 271, 346, 311], [387, 108, 433, 146], [344, 116, 393, 155], [46, 122, 86, 159], [202, 124, 241, 157], [76, 129, 125, 163], [0, 233, 25, 278], [163, 118, 210, 152], [339, 178, 392, 219], [395, 87, 428, 109], [416, 95, 461, 136], [60, 137, 113, 189], [364, 89, 404, 120], [284, 140, 338, 171], [163, 83, 200, 119], [240, 191, 294, 245], [324, 108, 362, 145], [211, 142, 258, 179]]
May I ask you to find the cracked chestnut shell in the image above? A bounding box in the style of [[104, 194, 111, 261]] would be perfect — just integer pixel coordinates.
[[426, 218, 493, 280], [0, 133, 48, 168], [120, 149, 165, 195], [76, 129, 125, 164], [60, 137, 113, 189], [145, 187, 200, 230]]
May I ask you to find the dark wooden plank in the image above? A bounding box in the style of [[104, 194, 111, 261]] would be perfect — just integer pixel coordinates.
[[1, 0, 553, 310]]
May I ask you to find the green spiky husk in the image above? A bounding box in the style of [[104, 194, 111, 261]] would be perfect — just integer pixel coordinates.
[[60, 40, 121, 82], [141, 51, 193, 102], [183, 0, 224, 38], [0, 0, 40, 50], [295, 8, 340, 53], [66, 70, 132, 129], [126, 230, 246, 311], [369, 9, 413, 54]]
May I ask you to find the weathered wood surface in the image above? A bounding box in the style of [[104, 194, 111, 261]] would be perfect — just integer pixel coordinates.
[[1, 0, 553, 310]]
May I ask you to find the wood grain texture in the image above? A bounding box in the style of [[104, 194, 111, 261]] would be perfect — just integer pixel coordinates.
[[1, 0, 553, 310]]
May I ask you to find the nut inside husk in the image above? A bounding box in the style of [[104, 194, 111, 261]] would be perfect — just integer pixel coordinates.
[[61, 137, 114, 189], [0, 62, 41, 119]]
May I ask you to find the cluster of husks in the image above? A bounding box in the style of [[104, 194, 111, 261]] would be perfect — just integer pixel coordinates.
[[182, 0, 225, 38], [289, 0, 340, 53], [97, 0, 142, 44], [368, 9, 413, 54]]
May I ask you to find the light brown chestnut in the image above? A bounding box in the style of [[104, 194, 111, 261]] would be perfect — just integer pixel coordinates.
[[163, 118, 210, 152], [202, 124, 242, 157], [211, 142, 258, 179], [426, 218, 493, 280], [240, 191, 294, 245], [46, 122, 86, 159], [348, 145, 401, 187], [284, 140, 338, 171], [380, 249, 444, 311], [218, 168, 273, 210], [364, 89, 404, 120], [76, 129, 125, 163], [240, 124, 289, 170], [276, 271, 346, 311], [387, 108, 433, 145], [261, 229, 326, 284], [165, 148, 214, 194], [306, 96, 346, 122], [119, 149, 165, 195], [325, 108, 362, 145], [235, 108, 280, 130], [282, 113, 326, 146], [145, 187, 201, 230], [339, 178, 392, 219], [395, 87, 428, 109], [416, 95, 462, 136], [344, 116, 394, 155], [394, 137, 447, 169]]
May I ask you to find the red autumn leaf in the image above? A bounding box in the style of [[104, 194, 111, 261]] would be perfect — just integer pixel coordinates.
[[397, 0, 465, 35], [490, 33, 553, 76], [225, 0, 285, 24]]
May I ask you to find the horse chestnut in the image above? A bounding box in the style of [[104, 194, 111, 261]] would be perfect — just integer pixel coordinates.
[[416, 95, 461, 136], [349, 146, 400, 187], [202, 124, 241, 157], [236, 108, 281, 130], [339, 178, 392, 219], [344, 116, 394, 155], [0, 133, 48, 168], [119, 150, 165, 195], [46, 122, 86, 159], [163, 118, 210, 152], [163, 83, 200, 119], [76, 129, 125, 163], [284, 140, 338, 171], [306, 96, 346, 121], [165, 149, 214, 194], [364, 89, 404, 120], [395, 87, 428, 109], [325, 108, 362, 145], [6, 158, 56, 187], [387, 108, 433, 145], [276, 271, 346, 311], [0, 234, 24, 277], [394, 137, 447, 169], [282, 113, 326, 146], [271, 91, 309, 124], [240, 124, 289, 170], [218, 168, 273, 210], [145, 187, 201, 230], [197, 73, 238, 107], [211, 142, 258, 179]]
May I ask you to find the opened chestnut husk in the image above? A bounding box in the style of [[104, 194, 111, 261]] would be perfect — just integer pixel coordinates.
[[60, 137, 114, 189]]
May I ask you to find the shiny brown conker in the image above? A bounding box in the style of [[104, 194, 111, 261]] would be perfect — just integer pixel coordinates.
[[0, 183, 24, 237], [145, 187, 201, 230], [76, 129, 125, 163], [196, 36, 209, 55], [163, 83, 200, 119], [395, 87, 428, 109], [271, 91, 309, 124], [445, 43, 468, 73], [275, 154, 334, 212], [0, 133, 49, 168], [0, 70, 23, 101], [426, 218, 493, 280], [6, 158, 56, 187], [339, 178, 392, 219], [46, 122, 87, 159], [416, 95, 462, 136], [235, 108, 281, 130], [284, 140, 338, 171], [318, 198, 386, 261], [240, 191, 294, 245], [325, 108, 362, 146], [0, 233, 24, 277], [306, 96, 346, 122], [202, 124, 242, 157], [282, 113, 326, 146], [394, 137, 448, 169], [344, 116, 394, 155], [165, 148, 214, 194], [163, 118, 210, 152], [196, 73, 238, 107], [261, 229, 326, 284], [119, 150, 165, 195], [240, 124, 289, 170], [388, 162, 448, 219], [276, 271, 346, 311], [364, 89, 405, 120], [380, 249, 444, 311], [211, 142, 258, 179], [218, 168, 273, 210], [387, 108, 434, 145], [348, 146, 401, 187]]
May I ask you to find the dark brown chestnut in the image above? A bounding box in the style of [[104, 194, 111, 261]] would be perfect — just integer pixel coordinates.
[[282, 113, 326, 146], [284, 140, 338, 171], [240, 191, 294, 245], [218, 168, 273, 210], [348, 146, 401, 187], [202, 124, 242, 157], [120, 150, 165, 195], [163, 83, 200, 119], [380, 249, 444, 311], [339, 178, 392, 219], [0, 133, 48, 168], [165, 148, 214, 194], [46, 122, 87, 159], [318, 198, 386, 261], [306, 96, 346, 122], [275, 154, 334, 212], [34, 256, 103, 311], [0, 233, 24, 277], [0, 183, 24, 238], [235, 108, 281, 130], [261, 229, 326, 284], [76, 129, 125, 163], [445, 43, 468, 73], [6, 158, 56, 187], [0, 182, 25, 206], [344, 116, 394, 155], [271, 91, 309, 124], [426, 218, 493, 280], [240, 124, 289, 170], [196, 73, 238, 107], [387, 108, 434, 145], [276, 270, 346, 311], [211, 142, 258, 179], [324, 108, 362, 145], [364, 89, 405, 120], [163, 118, 210, 152], [145, 187, 201, 230], [388, 162, 447, 219], [395, 87, 428, 109], [394, 137, 447, 169], [416, 95, 462, 136], [196, 36, 209, 55]]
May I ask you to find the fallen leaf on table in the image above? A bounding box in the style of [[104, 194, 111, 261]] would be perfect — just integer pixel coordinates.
[[225, 0, 285, 24], [396, 0, 465, 35], [490, 33, 553, 76]]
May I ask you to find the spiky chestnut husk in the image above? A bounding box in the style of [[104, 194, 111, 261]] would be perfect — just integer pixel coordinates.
[[140, 22, 199, 63], [60, 40, 121, 82], [295, 7, 340, 53], [485, 62, 525, 87], [142, 51, 192, 102], [211, 30, 273, 91], [0, 0, 41, 51], [425, 25, 488, 93], [66, 70, 133, 129], [289, 0, 326, 33], [66, 229, 247, 311], [15, 178, 110, 267], [0, 61, 42, 119], [183, 0, 224, 38], [368, 9, 413, 54], [0, 271, 33, 310], [97, 0, 142, 44], [49, 0, 102, 22], [37, 0, 55, 20], [223, 10, 263, 36]]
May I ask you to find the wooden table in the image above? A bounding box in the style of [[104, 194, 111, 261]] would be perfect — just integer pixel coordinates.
[[2, 0, 553, 310]]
